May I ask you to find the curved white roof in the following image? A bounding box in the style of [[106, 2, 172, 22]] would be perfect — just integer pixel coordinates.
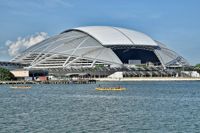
[[74, 26, 157, 46], [13, 26, 189, 68]]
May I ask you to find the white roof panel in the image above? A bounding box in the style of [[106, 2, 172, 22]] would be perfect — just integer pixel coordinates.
[[75, 26, 132, 45], [115, 27, 157, 46], [74, 26, 157, 46]]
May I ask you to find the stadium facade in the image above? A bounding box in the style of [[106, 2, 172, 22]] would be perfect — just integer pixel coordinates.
[[12, 26, 189, 69]]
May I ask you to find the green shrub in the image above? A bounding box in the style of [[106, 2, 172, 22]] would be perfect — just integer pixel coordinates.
[[195, 64, 200, 68], [0, 68, 15, 81]]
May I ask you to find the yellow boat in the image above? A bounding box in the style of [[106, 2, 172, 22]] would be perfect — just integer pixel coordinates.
[[96, 87, 126, 91], [10, 85, 31, 89]]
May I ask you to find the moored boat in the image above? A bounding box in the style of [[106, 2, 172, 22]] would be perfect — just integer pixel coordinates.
[[96, 87, 126, 91], [10, 85, 31, 89]]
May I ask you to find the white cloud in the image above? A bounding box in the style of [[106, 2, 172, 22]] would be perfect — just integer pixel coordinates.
[[6, 32, 48, 57]]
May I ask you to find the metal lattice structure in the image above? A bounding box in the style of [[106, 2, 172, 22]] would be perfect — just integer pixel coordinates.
[[12, 26, 189, 69]]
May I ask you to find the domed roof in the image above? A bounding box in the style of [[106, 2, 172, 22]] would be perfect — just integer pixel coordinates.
[[12, 26, 189, 68], [73, 26, 157, 46]]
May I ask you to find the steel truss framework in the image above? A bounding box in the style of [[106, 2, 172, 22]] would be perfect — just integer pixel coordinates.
[[12, 27, 189, 69]]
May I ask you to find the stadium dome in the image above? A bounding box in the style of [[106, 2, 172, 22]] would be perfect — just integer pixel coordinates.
[[12, 26, 189, 69]]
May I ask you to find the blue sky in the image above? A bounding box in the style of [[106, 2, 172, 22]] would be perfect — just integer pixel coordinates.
[[0, 0, 200, 65]]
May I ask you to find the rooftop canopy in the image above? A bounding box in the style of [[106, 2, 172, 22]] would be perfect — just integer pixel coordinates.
[[63, 26, 158, 46]]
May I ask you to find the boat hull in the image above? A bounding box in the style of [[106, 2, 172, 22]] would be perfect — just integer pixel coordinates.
[[96, 87, 126, 91]]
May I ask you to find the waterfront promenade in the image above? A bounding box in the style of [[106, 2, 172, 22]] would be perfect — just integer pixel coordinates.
[[0, 79, 96, 85], [94, 77, 200, 81], [1, 77, 200, 85]]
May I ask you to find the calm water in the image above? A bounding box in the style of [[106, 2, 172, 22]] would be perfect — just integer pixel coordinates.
[[1, 81, 200, 133]]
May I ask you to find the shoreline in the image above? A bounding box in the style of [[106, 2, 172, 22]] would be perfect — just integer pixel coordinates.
[[1, 77, 200, 85], [0, 79, 96, 85], [95, 77, 200, 81]]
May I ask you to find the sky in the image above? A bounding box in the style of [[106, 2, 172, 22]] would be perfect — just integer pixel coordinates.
[[0, 0, 200, 65]]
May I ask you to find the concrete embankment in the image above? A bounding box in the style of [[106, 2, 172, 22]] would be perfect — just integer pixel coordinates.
[[0, 79, 96, 85], [94, 77, 200, 81], [1, 78, 200, 84]]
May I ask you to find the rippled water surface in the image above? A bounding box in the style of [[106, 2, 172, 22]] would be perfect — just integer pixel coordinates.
[[1, 81, 200, 133]]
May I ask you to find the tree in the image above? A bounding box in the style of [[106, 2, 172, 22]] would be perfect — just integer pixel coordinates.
[[0, 68, 15, 81], [194, 64, 200, 73], [195, 64, 200, 68]]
